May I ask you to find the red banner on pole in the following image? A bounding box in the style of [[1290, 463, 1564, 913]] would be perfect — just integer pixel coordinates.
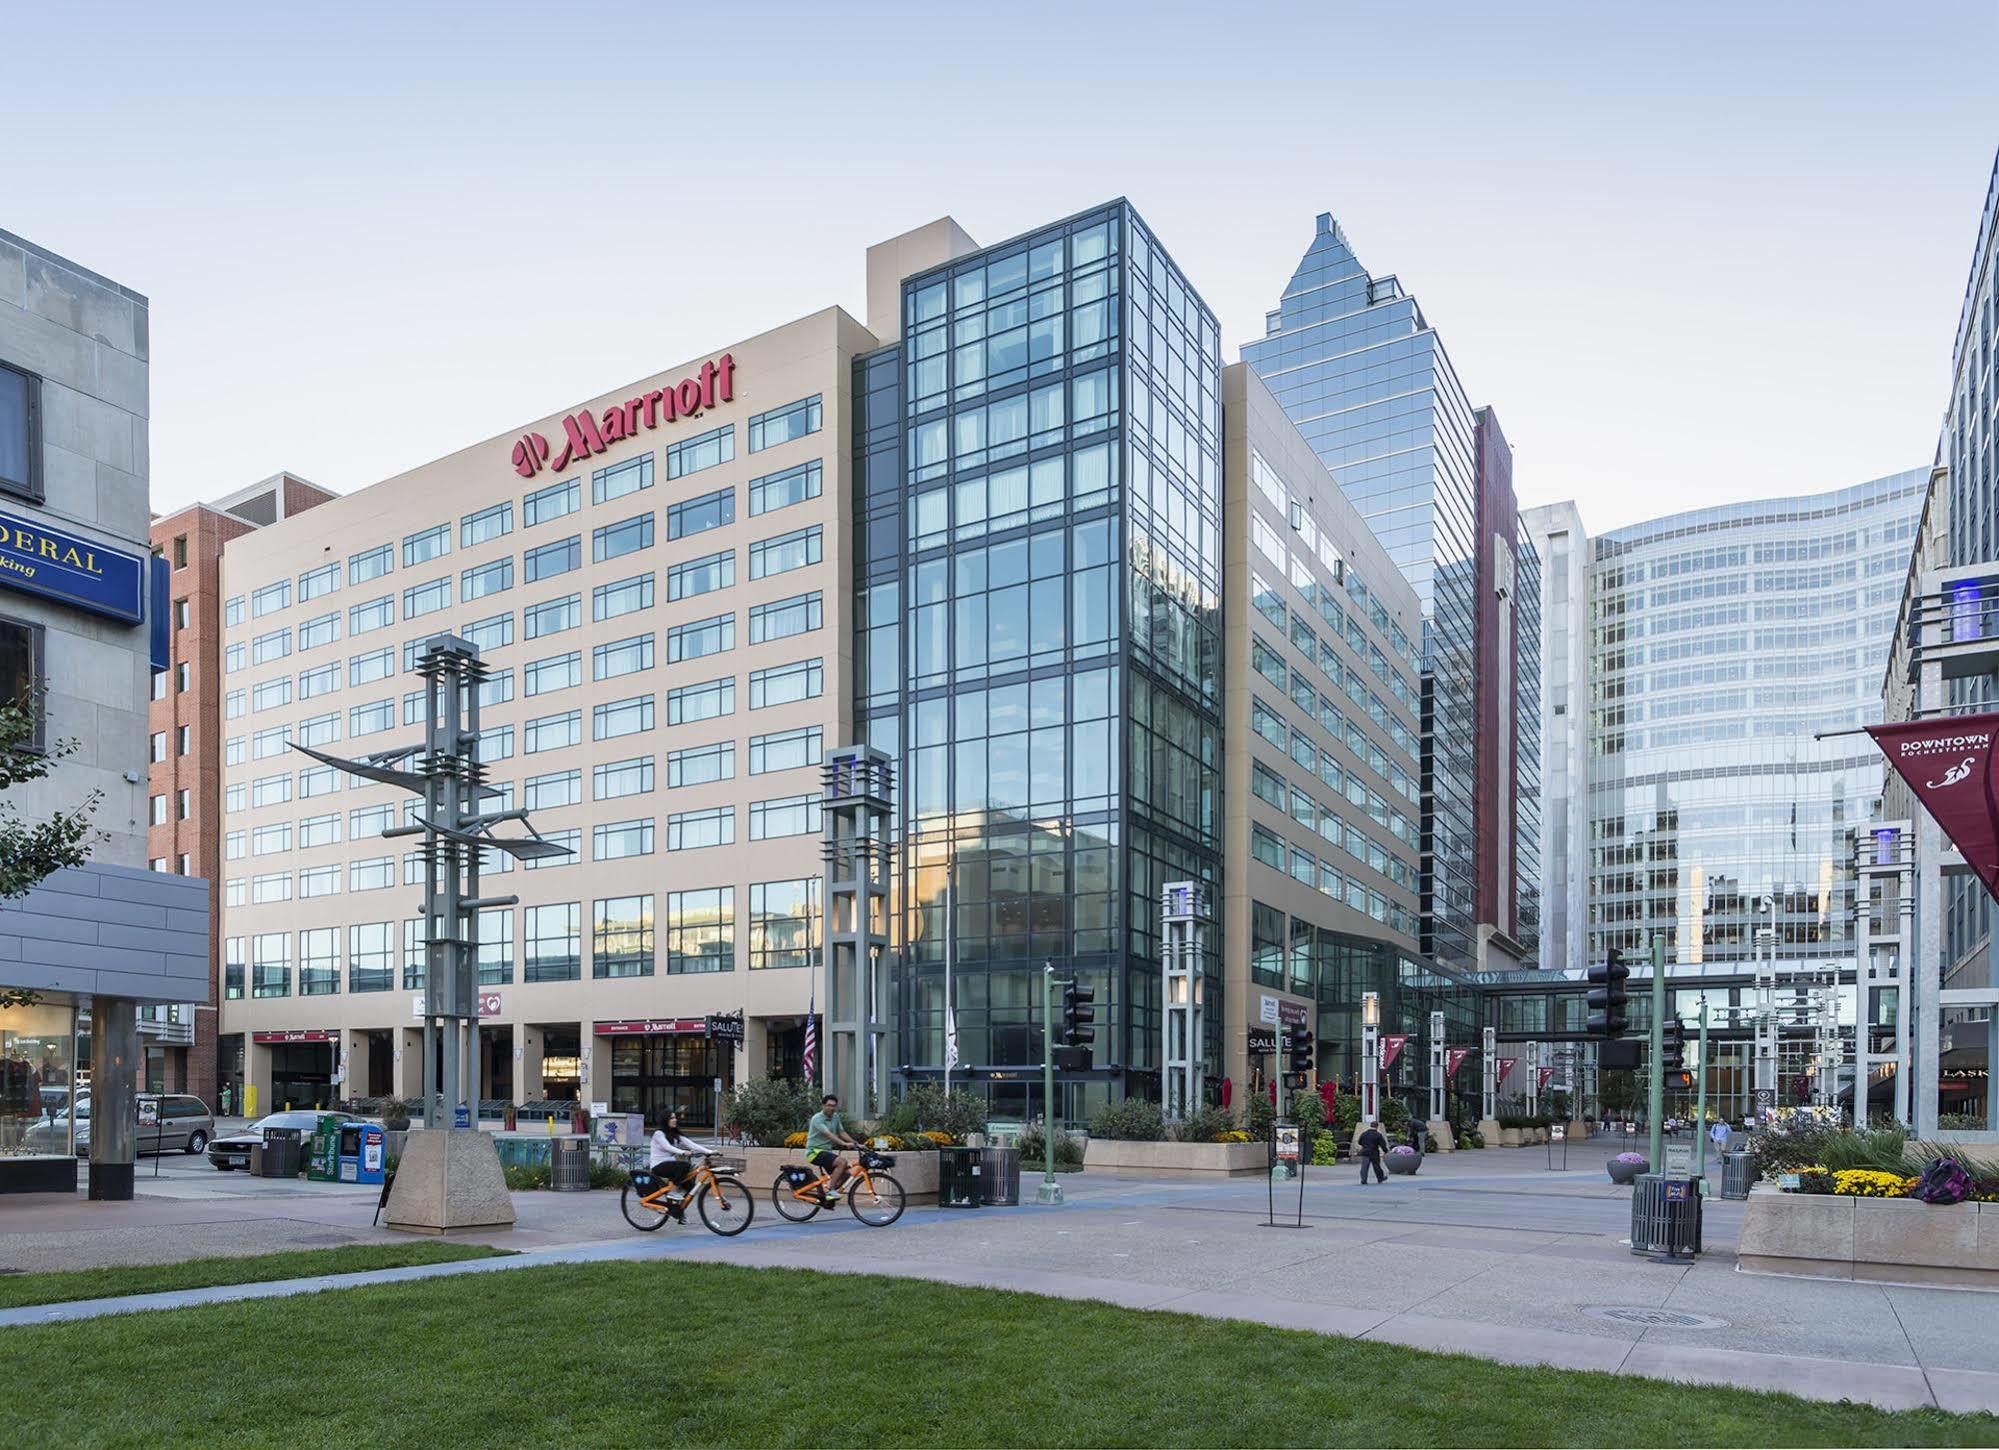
[[1537, 1067, 1554, 1096], [1497, 1056, 1518, 1086], [1866, 712, 1999, 900], [1380, 1034, 1409, 1072], [1445, 1047, 1471, 1079]]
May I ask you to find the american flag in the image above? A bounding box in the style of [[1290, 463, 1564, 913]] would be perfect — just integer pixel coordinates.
[[802, 985, 817, 1085]]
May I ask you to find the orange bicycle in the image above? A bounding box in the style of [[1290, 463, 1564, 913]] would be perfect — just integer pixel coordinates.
[[772, 1148, 905, 1226], [621, 1152, 755, 1236]]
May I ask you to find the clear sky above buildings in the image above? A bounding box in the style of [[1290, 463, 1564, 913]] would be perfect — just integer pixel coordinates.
[[5, 1, 1994, 531]]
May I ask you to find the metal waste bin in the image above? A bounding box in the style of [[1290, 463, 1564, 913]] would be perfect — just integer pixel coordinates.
[[259, 1127, 303, 1178], [1630, 1174, 1703, 1256], [551, 1137, 591, 1192], [1720, 1151, 1756, 1200], [937, 1145, 984, 1208], [979, 1145, 1021, 1206]]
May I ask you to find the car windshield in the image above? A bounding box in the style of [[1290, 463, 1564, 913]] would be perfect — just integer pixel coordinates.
[[252, 1113, 317, 1132]]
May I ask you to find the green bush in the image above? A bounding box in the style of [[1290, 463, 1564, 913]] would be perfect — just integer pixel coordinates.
[[1172, 1102, 1236, 1144], [1018, 1120, 1085, 1171], [1286, 1089, 1325, 1138], [1329, 1091, 1360, 1143], [1089, 1097, 1167, 1142], [587, 1156, 629, 1190], [1380, 1097, 1411, 1133], [878, 1084, 988, 1143], [1244, 1088, 1276, 1142], [720, 1075, 816, 1147], [503, 1161, 551, 1191], [1310, 1130, 1341, 1166]]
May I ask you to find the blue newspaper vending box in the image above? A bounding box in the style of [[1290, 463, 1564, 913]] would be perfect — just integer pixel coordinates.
[[338, 1123, 387, 1184]]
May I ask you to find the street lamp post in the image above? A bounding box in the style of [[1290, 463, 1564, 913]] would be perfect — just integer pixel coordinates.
[[1361, 991, 1381, 1125], [1480, 1025, 1499, 1142], [1427, 1010, 1445, 1132]]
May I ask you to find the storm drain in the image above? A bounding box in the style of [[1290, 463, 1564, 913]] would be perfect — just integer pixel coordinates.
[[1583, 1305, 1729, 1329]]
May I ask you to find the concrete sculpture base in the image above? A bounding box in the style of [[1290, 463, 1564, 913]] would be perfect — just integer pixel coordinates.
[[383, 1129, 516, 1235]]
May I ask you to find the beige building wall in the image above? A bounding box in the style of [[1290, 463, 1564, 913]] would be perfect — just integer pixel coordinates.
[[216, 306, 878, 1118]]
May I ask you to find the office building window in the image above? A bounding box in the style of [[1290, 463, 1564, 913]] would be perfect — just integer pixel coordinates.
[[665, 741, 733, 788], [524, 535, 580, 582], [300, 928, 340, 996], [592, 454, 652, 505], [476, 908, 513, 986], [593, 818, 654, 860], [299, 864, 340, 898], [525, 903, 581, 982], [299, 612, 340, 650], [594, 572, 653, 622], [403, 523, 449, 567], [251, 727, 289, 760], [665, 423, 733, 480], [593, 632, 653, 681], [594, 755, 654, 799], [0, 360, 42, 501], [462, 557, 512, 601], [594, 893, 655, 978], [251, 933, 290, 998], [666, 612, 733, 664], [349, 544, 393, 585], [747, 394, 821, 452], [524, 826, 579, 869], [350, 856, 394, 891], [594, 694, 653, 740], [667, 806, 733, 851], [224, 595, 245, 628], [349, 699, 394, 736], [749, 878, 819, 969], [747, 459, 822, 517], [666, 888, 732, 974], [666, 487, 733, 541], [747, 658, 822, 709], [525, 709, 581, 753], [524, 769, 581, 811], [524, 476, 580, 527], [666, 549, 733, 601], [524, 593, 581, 639], [149, 730, 167, 763], [298, 765, 338, 799], [461, 501, 513, 548], [349, 922, 395, 992], [748, 525, 821, 580], [251, 580, 291, 618], [665, 676, 733, 726], [299, 662, 339, 699], [349, 595, 393, 635], [350, 647, 394, 686], [251, 628, 291, 665], [748, 591, 820, 645], [524, 650, 582, 696], [463, 612, 514, 652], [299, 711, 339, 748], [748, 793, 819, 841], [252, 678, 292, 712], [251, 872, 292, 903], [301, 812, 342, 848], [748, 725, 821, 775]]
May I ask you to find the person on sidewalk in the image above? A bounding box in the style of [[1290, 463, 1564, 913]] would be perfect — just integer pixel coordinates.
[[1357, 1123, 1388, 1184], [1406, 1116, 1427, 1159]]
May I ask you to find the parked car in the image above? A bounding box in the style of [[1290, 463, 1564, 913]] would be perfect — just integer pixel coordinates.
[[206, 1109, 366, 1171], [21, 1094, 215, 1156]]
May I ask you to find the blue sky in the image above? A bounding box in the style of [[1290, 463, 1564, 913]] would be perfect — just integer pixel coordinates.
[[5, 2, 1995, 532]]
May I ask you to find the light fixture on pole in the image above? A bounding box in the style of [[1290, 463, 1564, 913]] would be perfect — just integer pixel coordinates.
[[1360, 991, 1381, 1125]]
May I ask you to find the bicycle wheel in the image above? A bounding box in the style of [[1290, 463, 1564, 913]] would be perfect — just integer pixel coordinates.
[[848, 1172, 905, 1227], [621, 1182, 670, 1232], [697, 1176, 756, 1237], [771, 1178, 822, 1222]]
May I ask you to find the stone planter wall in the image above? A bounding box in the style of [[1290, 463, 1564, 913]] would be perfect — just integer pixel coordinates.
[[736, 1146, 940, 1203], [1082, 1139, 1268, 1176], [1499, 1128, 1523, 1147], [1738, 1187, 1999, 1287]]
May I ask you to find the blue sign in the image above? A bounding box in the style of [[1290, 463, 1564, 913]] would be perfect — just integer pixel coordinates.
[[0, 508, 147, 623], [1665, 1181, 1690, 1203], [453, 1103, 470, 1129]]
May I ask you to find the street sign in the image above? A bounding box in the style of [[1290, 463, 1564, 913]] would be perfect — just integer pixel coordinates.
[[1665, 1181, 1691, 1203], [1551, 1124, 1565, 1141], [137, 1099, 158, 1127], [452, 1103, 470, 1128], [1274, 1124, 1301, 1162]]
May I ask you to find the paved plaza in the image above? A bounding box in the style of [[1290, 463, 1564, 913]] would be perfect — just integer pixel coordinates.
[[4, 1145, 1999, 1413]]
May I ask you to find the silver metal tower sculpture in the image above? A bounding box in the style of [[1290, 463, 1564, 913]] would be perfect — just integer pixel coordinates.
[[820, 746, 892, 1116]]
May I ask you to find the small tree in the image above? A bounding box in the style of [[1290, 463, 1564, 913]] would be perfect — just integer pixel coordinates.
[[0, 689, 104, 900]]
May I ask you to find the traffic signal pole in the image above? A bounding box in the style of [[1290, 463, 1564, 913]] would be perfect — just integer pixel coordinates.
[[1038, 962, 1062, 1206], [1647, 935, 1666, 1170], [1693, 996, 1711, 1185]]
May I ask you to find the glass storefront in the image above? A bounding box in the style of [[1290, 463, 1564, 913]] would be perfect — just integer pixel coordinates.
[[610, 1034, 733, 1130], [1, 999, 79, 1158]]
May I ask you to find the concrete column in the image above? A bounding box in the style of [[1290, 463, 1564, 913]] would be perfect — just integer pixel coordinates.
[[584, 1023, 612, 1109], [740, 1016, 769, 1088], [244, 1038, 275, 1119], [518, 1023, 543, 1105], [396, 1026, 423, 1100], [88, 999, 141, 1201]]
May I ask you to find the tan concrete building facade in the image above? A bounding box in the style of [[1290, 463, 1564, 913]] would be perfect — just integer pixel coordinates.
[[217, 307, 878, 1127]]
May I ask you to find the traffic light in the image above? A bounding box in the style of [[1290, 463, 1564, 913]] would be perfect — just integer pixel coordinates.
[[1586, 947, 1630, 1036], [1054, 982, 1097, 1071], [1660, 1018, 1686, 1074], [1284, 1023, 1314, 1078]]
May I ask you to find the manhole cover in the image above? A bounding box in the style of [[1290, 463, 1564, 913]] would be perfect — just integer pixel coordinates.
[[1584, 1306, 1728, 1329]]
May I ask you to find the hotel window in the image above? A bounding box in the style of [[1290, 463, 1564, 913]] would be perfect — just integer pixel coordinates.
[[299, 611, 340, 650], [595, 755, 654, 799], [666, 612, 732, 664], [667, 805, 733, 851], [665, 741, 733, 788], [748, 459, 821, 517], [461, 501, 513, 548], [251, 933, 290, 998], [226, 784, 247, 814], [461, 556, 512, 601], [299, 711, 339, 748], [665, 422, 733, 480], [349, 803, 392, 838], [587, 894, 653, 979], [666, 550, 733, 602], [0, 360, 42, 500], [525, 826, 579, 869], [474, 725, 514, 763], [402, 919, 424, 990], [403, 523, 449, 567], [666, 487, 732, 541], [748, 394, 821, 453], [594, 571, 653, 622], [252, 677, 292, 712], [224, 644, 247, 677], [251, 628, 291, 665], [349, 698, 394, 736], [524, 650, 582, 696], [524, 476, 579, 527], [524, 903, 581, 983], [476, 908, 513, 986], [524, 769, 581, 811], [524, 535, 580, 582], [592, 454, 652, 506], [666, 676, 733, 726], [349, 595, 393, 635], [749, 793, 819, 841], [748, 525, 821, 580], [402, 576, 451, 618], [299, 562, 340, 602], [149, 731, 167, 763], [748, 591, 820, 645], [224, 938, 245, 1000], [350, 543, 393, 585], [299, 765, 338, 799], [524, 593, 581, 639], [251, 773, 292, 807], [252, 872, 292, 904], [525, 709, 581, 753], [300, 929, 339, 996], [593, 818, 654, 860], [225, 735, 245, 767], [593, 693, 654, 740], [463, 612, 513, 652], [477, 666, 515, 706], [350, 856, 394, 891], [349, 647, 394, 686], [593, 632, 653, 681], [665, 888, 731, 974], [251, 580, 291, 618], [224, 595, 245, 628], [225, 689, 247, 721], [300, 812, 342, 848], [349, 922, 395, 992], [593, 512, 653, 564], [748, 658, 822, 709], [251, 726, 290, 759], [224, 878, 245, 906], [749, 879, 819, 969], [748, 725, 821, 775]]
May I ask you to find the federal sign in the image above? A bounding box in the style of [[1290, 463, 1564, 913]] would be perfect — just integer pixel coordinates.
[[0, 508, 147, 622]]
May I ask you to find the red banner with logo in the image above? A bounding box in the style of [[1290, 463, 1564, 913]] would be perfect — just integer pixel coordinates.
[[1497, 1056, 1518, 1086], [1445, 1047, 1471, 1079], [1867, 713, 1999, 900], [1380, 1034, 1409, 1072], [1538, 1067, 1554, 1096]]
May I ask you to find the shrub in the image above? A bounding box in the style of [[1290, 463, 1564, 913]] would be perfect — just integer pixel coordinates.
[[1018, 1119, 1084, 1170], [1794, 1167, 1835, 1195], [721, 1075, 815, 1147], [878, 1084, 988, 1142], [1614, 1152, 1647, 1164], [1173, 1102, 1236, 1145], [1089, 1097, 1166, 1142], [1310, 1131, 1340, 1166], [1244, 1088, 1276, 1142], [587, 1156, 629, 1191], [1286, 1089, 1326, 1139], [504, 1161, 551, 1191], [1380, 1097, 1411, 1133], [1329, 1091, 1360, 1143]]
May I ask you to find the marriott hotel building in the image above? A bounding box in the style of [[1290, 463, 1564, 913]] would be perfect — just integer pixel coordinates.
[[217, 204, 1478, 1128]]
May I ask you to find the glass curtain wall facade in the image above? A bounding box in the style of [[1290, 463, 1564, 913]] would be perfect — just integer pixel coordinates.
[[1588, 472, 1927, 967], [1515, 533, 1544, 954], [854, 202, 1224, 1120], [1244, 215, 1482, 970]]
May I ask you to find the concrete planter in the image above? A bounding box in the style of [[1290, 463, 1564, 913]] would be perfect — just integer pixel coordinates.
[[736, 1146, 940, 1203], [1606, 1157, 1648, 1184], [1083, 1139, 1268, 1176], [1499, 1128, 1523, 1148], [1567, 1119, 1591, 1142], [1738, 1187, 1999, 1287], [1384, 1151, 1421, 1175]]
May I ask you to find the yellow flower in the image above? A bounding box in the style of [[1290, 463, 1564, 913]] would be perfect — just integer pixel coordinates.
[[1832, 1169, 1910, 1198]]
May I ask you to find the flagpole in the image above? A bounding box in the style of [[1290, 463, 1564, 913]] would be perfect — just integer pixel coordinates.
[[944, 851, 955, 1097]]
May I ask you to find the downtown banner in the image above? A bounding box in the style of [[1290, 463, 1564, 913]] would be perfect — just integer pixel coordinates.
[[1445, 1047, 1471, 1080], [1866, 713, 1999, 900], [1380, 1034, 1409, 1073]]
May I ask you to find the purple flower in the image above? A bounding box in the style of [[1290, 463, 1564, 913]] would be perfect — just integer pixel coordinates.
[[1615, 1152, 1647, 1164], [1388, 1144, 1417, 1156]]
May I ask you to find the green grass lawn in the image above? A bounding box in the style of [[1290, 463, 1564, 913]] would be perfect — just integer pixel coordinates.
[[0, 1241, 508, 1309], [0, 1259, 1991, 1447]]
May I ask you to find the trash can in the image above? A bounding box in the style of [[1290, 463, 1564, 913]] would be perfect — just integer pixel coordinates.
[[979, 1145, 1021, 1206], [1629, 1173, 1703, 1256], [1721, 1151, 1757, 1201], [260, 1127, 304, 1178], [550, 1136, 591, 1192], [937, 1145, 984, 1208]]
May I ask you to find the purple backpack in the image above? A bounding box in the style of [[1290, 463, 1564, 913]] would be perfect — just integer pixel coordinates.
[[1917, 1157, 1973, 1205]]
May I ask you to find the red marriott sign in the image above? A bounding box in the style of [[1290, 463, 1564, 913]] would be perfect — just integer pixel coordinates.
[[1867, 712, 1999, 900], [513, 353, 737, 479]]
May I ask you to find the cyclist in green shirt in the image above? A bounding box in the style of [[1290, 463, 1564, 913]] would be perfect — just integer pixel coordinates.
[[805, 1093, 861, 1204]]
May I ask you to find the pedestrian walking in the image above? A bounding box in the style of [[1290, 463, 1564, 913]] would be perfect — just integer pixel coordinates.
[[1358, 1123, 1388, 1184], [1406, 1116, 1426, 1157], [1709, 1119, 1729, 1153], [220, 1083, 232, 1118]]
